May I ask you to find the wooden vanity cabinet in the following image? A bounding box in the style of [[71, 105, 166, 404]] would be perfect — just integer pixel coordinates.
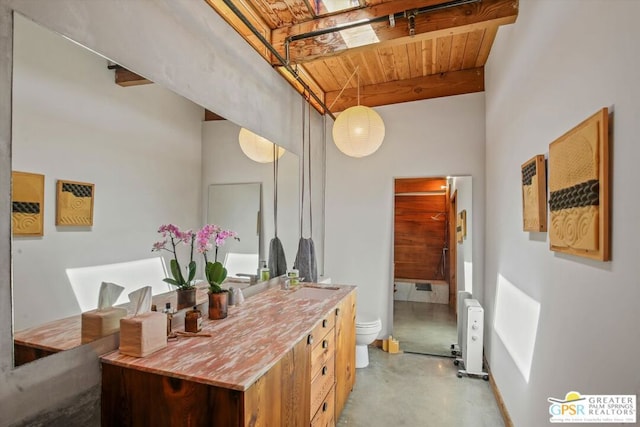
[[101, 287, 356, 427], [102, 336, 311, 426], [335, 291, 356, 419]]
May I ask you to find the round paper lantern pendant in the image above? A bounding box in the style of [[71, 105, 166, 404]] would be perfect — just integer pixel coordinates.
[[332, 105, 385, 158], [238, 128, 285, 163]]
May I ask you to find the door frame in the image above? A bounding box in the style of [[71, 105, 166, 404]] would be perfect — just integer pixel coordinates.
[[448, 190, 458, 311]]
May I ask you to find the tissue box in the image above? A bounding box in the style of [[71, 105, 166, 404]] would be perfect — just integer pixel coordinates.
[[119, 312, 167, 357], [81, 307, 128, 344]]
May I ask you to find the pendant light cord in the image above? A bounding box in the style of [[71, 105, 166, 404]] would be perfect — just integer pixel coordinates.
[[273, 141, 278, 237], [308, 93, 313, 237], [327, 66, 360, 111], [299, 91, 314, 238], [300, 93, 306, 238]]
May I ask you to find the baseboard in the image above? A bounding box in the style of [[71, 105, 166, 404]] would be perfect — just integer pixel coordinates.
[[484, 355, 514, 427]]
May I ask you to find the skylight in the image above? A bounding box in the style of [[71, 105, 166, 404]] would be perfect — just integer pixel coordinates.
[[316, 0, 360, 14], [339, 25, 380, 49]]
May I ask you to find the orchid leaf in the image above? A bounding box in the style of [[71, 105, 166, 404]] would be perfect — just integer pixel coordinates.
[[163, 278, 180, 286], [187, 261, 196, 282], [170, 259, 185, 285]]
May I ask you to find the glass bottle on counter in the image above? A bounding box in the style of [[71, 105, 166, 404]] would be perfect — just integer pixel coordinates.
[[185, 306, 202, 333], [164, 302, 174, 335]]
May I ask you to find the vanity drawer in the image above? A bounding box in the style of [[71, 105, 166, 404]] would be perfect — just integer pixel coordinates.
[[310, 313, 335, 348], [311, 386, 335, 427], [311, 328, 335, 379], [310, 356, 335, 417]]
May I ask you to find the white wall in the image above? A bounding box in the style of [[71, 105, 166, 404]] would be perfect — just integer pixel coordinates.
[[451, 176, 473, 293], [325, 93, 485, 335], [484, 1, 640, 425], [201, 120, 300, 270], [11, 15, 203, 329]]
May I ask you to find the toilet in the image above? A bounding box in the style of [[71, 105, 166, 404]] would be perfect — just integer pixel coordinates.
[[355, 313, 382, 368]]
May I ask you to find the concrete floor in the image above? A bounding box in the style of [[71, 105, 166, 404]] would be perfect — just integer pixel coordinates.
[[393, 301, 457, 356], [337, 348, 505, 427]]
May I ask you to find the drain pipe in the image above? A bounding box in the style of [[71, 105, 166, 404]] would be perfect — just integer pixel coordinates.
[[221, 0, 335, 119]]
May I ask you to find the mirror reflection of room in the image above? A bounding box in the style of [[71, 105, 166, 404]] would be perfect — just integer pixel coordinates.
[[10, 14, 299, 367], [392, 176, 473, 357]]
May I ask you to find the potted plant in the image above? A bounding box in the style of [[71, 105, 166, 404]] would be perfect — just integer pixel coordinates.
[[152, 224, 197, 309], [196, 224, 238, 320]]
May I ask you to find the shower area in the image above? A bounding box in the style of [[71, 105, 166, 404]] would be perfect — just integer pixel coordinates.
[[392, 177, 457, 356]]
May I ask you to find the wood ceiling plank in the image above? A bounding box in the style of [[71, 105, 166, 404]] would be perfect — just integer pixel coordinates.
[[377, 46, 398, 81], [475, 25, 498, 66], [392, 44, 411, 81], [407, 41, 424, 79], [325, 67, 484, 112], [245, 0, 283, 28], [448, 33, 468, 71], [360, 49, 386, 84], [421, 39, 434, 75], [273, 0, 519, 63], [461, 29, 484, 69], [337, 57, 358, 88], [302, 60, 338, 91], [283, 0, 314, 24], [435, 35, 452, 73], [322, 56, 353, 91], [344, 52, 376, 86]]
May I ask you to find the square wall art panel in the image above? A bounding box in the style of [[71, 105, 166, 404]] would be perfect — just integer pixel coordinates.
[[12, 171, 45, 236], [56, 180, 95, 226], [548, 108, 610, 261], [521, 155, 547, 232]]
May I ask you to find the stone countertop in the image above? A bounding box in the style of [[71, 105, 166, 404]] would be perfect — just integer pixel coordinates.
[[13, 285, 210, 352], [100, 284, 356, 391]]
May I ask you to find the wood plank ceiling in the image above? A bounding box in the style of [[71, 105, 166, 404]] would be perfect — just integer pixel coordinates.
[[204, 0, 519, 114]]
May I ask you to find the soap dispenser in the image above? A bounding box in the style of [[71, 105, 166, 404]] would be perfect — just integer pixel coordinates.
[[260, 261, 270, 282]]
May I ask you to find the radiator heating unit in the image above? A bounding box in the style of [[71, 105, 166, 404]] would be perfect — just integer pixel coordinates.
[[454, 297, 489, 381], [451, 291, 472, 356]]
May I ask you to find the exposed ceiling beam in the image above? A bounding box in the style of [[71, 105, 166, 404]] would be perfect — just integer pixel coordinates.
[[272, 0, 518, 64], [114, 67, 152, 87], [205, 109, 227, 120], [325, 67, 484, 113]]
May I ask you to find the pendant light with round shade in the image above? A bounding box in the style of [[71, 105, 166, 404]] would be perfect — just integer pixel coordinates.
[[331, 67, 385, 158], [238, 128, 285, 163]]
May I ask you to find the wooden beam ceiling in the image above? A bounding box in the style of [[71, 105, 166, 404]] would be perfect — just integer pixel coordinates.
[[114, 67, 152, 87], [325, 67, 484, 112], [202, 0, 518, 115], [273, 0, 518, 64]]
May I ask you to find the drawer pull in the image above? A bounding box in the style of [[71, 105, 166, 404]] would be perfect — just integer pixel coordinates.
[[322, 319, 328, 328], [322, 340, 329, 349], [335, 308, 340, 316], [322, 402, 328, 412], [307, 334, 313, 345], [322, 366, 328, 375]]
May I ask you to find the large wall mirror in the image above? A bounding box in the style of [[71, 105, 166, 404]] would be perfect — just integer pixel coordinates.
[[10, 13, 300, 368], [392, 175, 473, 357]]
